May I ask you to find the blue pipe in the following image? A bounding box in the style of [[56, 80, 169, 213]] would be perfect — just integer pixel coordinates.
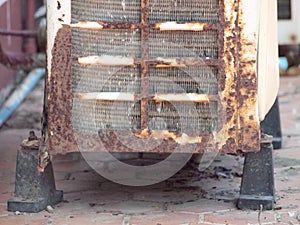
[[0, 68, 45, 127]]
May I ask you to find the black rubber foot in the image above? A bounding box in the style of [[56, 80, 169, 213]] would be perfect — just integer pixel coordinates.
[[7, 149, 63, 213], [261, 98, 282, 149], [237, 144, 275, 210]]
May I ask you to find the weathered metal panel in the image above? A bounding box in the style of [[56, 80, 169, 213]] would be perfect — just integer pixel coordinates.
[[237, 0, 260, 152], [257, 0, 280, 121], [215, 0, 239, 154]]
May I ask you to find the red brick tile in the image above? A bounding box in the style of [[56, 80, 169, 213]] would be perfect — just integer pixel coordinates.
[[0, 204, 9, 216], [51, 213, 124, 225], [0, 182, 14, 203], [55, 179, 102, 194], [203, 210, 275, 225], [130, 212, 199, 225], [99, 200, 162, 215], [275, 211, 300, 224], [0, 215, 48, 225], [168, 198, 234, 214]]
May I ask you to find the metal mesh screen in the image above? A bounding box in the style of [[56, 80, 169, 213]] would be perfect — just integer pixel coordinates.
[[72, 0, 141, 22], [72, 64, 141, 93], [149, 30, 218, 58], [73, 100, 217, 132], [149, 0, 219, 22], [148, 101, 218, 130], [71, 0, 219, 23], [73, 99, 141, 132], [71, 0, 220, 132], [149, 66, 218, 94], [72, 29, 141, 58]]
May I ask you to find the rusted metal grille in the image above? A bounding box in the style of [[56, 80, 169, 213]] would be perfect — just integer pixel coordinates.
[[72, 64, 141, 93], [148, 101, 218, 131], [149, 30, 218, 58], [71, 0, 141, 22], [149, 66, 218, 94], [72, 100, 141, 131], [72, 29, 141, 58], [71, 0, 220, 133], [149, 0, 219, 22]]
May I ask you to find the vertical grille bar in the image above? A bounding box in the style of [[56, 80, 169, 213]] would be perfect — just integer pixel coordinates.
[[140, 0, 150, 129], [218, 0, 225, 91], [216, 0, 225, 131]]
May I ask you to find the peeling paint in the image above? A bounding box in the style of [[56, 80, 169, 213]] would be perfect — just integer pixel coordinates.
[[151, 130, 202, 145]]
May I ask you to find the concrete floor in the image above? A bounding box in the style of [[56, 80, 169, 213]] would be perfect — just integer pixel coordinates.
[[0, 76, 300, 225]]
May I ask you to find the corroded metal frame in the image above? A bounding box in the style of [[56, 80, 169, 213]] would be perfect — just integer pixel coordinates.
[[44, 0, 260, 158]]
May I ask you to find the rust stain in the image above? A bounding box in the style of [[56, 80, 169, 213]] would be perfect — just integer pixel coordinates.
[[46, 24, 75, 154], [236, 1, 260, 152], [155, 57, 186, 67], [130, 58, 218, 67], [154, 58, 219, 67], [57, 1, 61, 10], [216, 0, 259, 153], [151, 130, 202, 145], [134, 128, 150, 138], [133, 129, 202, 145], [96, 129, 209, 153], [140, 0, 150, 130], [70, 21, 141, 30], [216, 0, 240, 153]]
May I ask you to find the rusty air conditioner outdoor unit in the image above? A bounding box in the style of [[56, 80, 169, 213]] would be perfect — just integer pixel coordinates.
[[46, 0, 279, 209], [9, 0, 280, 213]]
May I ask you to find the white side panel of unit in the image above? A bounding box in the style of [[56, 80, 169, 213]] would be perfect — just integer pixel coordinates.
[[278, 0, 300, 44], [240, 0, 260, 45], [257, 0, 279, 121]]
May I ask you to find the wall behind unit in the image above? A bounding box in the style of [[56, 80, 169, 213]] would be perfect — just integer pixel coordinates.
[[278, 0, 300, 44], [0, 0, 23, 105]]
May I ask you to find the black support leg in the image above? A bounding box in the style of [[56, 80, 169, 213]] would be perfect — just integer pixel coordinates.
[[237, 142, 275, 210], [260, 97, 282, 149], [7, 148, 63, 212]]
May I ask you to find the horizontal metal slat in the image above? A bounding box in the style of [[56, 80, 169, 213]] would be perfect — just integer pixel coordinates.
[[152, 93, 209, 103], [75, 57, 220, 66], [76, 92, 135, 101], [70, 21, 218, 31], [78, 56, 135, 66], [74, 92, 218, 102]]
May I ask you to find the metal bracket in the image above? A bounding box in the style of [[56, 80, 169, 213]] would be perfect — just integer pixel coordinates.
[[261, 97, 282, 149], [7, 148, 63, 212], [237, 138, 275, 210]]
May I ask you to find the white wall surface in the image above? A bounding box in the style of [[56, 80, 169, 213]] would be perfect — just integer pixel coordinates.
[[278, 0, 300, 44]]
